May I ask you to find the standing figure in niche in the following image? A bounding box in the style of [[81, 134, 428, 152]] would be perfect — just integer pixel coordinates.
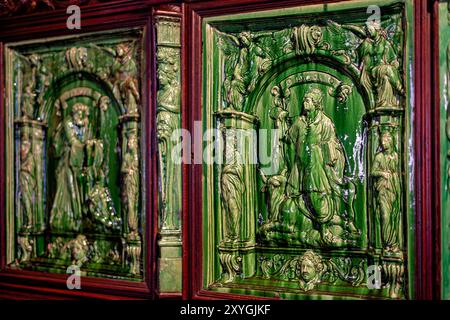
[[19, 134, 36, 231], [279, 87, 358, 246], [221, 142, 244, 243], [371, 130, 401, 255], [122, 133, 140, 236], [157, 46, 181, 230], [50, 103, 92, 233]]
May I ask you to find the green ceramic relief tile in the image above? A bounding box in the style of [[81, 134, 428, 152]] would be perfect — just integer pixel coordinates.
[[4, 29, 146, 281], [203, 0, 414, 299]]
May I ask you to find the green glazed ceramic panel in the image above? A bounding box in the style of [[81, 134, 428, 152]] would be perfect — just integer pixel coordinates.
[[4, 29, 146, 280], [202, 0, 414, 299], [439, 1, 450, 301]]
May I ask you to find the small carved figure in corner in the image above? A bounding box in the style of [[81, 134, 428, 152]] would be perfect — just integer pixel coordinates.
[[94, 42, 140, 114], [371, 129, 402, 257], [327, 19, 404, 110], [122, 133, 140, 237], [220, 145, 244, 244], [19, 134, 36, 232]]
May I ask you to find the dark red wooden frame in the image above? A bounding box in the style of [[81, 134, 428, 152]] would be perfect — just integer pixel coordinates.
[[0, 0, 180, 300], [182, 0, 442, 300]]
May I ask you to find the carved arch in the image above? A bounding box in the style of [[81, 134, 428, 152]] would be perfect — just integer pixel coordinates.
[[246, 53, 373, 114], [38, 71, 121, 122]]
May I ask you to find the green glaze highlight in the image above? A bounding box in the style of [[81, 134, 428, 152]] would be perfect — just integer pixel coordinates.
[[203, 0, 413, 299]]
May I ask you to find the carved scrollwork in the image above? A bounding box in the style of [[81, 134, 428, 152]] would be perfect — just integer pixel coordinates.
[[293, 25, 330, 55], [382, 260, 404, 299], [219, 252, 243, 283], [260, 251, 365, 292], [65, 47, 90, 71]]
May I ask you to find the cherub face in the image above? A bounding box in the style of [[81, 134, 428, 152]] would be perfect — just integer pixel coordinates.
[[300, 258, 316, 282]]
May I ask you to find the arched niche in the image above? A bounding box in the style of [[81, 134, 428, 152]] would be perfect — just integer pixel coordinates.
[[41, 73, 123, 229], [252, 59, 369, 249]]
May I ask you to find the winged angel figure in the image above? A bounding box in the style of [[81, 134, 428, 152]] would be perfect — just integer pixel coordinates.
[[216, 29, 291, 111], [326, 19, 404, 110]]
